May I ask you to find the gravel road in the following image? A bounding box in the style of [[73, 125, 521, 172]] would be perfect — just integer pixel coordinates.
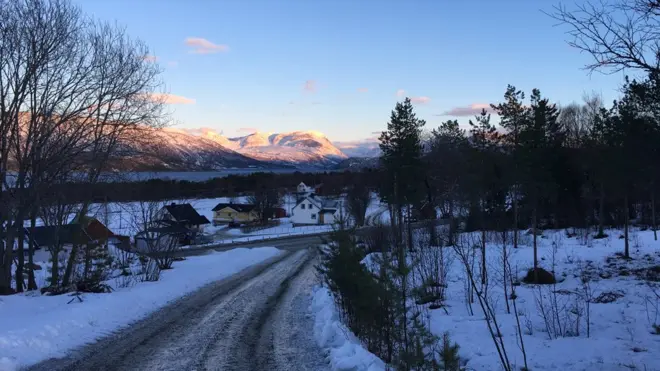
[[26, 247, 329, 371]]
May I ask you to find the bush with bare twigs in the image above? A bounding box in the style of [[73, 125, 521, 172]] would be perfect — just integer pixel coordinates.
[[452, 232, 529, 371], [413, 227, 454, 311]]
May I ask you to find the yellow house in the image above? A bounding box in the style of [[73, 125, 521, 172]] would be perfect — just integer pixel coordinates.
[[212, 203, 259, 224]]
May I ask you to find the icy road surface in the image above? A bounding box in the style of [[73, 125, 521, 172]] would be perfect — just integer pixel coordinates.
[[26, 248, 329, 371]]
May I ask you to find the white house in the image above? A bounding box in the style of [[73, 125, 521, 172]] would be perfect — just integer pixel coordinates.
[[297, 182, 314, 194], [290, 194, 340, 225]]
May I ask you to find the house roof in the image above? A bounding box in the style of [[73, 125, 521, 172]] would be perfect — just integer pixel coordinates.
[[293, 194, 338, 211], [71, 216, 116, 241], [212, 203, 256, 213], [163, 203, 210, 225], [27, 224, 91, 247], [321, 199, 339, 210]]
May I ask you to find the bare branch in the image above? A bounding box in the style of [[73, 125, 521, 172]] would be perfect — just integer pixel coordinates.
[[548, 0, 660, 74]]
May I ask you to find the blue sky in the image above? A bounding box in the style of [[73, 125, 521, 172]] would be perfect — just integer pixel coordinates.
[[76, 0, 628, 142]]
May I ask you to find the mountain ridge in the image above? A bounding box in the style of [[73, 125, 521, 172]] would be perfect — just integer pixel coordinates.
[[113, 127, 378, 171]]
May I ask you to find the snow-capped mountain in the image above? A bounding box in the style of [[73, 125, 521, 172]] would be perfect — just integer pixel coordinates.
[[112, 127, 349, 170], [223, 131, 347, 167], [110, 127, 272, 171], [334, 139, 381, 158]]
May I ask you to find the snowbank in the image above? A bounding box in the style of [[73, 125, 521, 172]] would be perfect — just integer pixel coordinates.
[[0, 246, 282, 370], [310, 286, 386, 371]]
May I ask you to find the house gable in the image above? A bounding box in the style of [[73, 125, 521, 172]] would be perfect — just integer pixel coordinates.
[[292, 196, 321, 212]]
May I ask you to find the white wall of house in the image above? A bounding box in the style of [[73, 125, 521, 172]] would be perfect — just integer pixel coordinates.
[[290, 198, 321, 224], [320, 210, 338, 225]]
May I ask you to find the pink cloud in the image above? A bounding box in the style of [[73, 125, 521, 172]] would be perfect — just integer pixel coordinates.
[[396, 89, 406, 97], [236, 127, 258, 133], [167, 61, 178, 67], [185, 37, 229, 54], [410, 96, 431, 104], [148, 93, 195, 105], [440, 103, 491, 116], [357, 88, 369, 93], [303, 80, 317, 93], [143, 55, 158, 62]]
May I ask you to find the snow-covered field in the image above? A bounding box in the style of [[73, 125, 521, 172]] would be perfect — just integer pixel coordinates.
[[0, 246, 283, 370], [312, 228, 660, 371]]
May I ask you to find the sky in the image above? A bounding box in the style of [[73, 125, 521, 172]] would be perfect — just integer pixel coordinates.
[[75, 0, 629, 142]]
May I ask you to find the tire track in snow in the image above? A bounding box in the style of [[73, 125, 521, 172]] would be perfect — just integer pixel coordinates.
[[26, 247, 327, 371]]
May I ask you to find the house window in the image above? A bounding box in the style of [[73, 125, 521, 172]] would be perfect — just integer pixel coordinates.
[[311, 213, 316, 219], [308, 203, 312, 208], [301, 204, 306, 209], [228, 212, 232, 217]]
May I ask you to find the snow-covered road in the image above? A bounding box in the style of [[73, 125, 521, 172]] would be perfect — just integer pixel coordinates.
[[25, 248, 328, 371]]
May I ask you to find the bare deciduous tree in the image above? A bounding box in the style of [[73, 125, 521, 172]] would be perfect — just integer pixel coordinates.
[[247, 187, 281, 225], [0, 0, 166, 294], [549, 0, 660, 74], [131, 200, 180, 276]]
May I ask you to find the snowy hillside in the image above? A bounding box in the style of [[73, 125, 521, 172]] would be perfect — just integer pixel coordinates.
[[224, 131, 348, 167], [112, 127, 355, 170], [110, 127, 270, 171], [334, 139, 381, 158]]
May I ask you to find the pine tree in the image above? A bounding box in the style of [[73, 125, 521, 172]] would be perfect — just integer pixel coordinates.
[[491, 85, 527, 248], [468, 109, 499, 284], [429, 120, 467, 245], [520, 89, 562, 280]]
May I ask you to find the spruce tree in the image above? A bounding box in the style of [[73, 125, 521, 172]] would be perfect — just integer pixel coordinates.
[[379, 97, 426, 248]]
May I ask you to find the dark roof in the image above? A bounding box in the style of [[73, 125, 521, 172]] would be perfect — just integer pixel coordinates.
[[163, 203, 210, 225], [85, 219, 115, 241], [27, 224, 91, 247], [144, 224, 189, 235], [212, 203, 256, 213]]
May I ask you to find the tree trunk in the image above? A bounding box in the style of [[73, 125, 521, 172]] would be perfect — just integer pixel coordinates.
[[397, 238, 409, 368], [63, 203, 92, 288], [624, 195, 630, 258], [50, 246, 60, 287], [406, 206, 413, 252], [447, 199, 455, 246], [62, 243, 78, 288], [27, 212, 37, 290], [15, 219, 25, 293], [83, 244, 92, 281], [652, 190, 657, 241], [502, 230, 510, 314], [598, 183, 605, 237], [0, 167, 10, 294], [481, 228, 486, 285], [1, 227, 16, 294], [513, 188, 519, 249], [533, 204, 539, 283]]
